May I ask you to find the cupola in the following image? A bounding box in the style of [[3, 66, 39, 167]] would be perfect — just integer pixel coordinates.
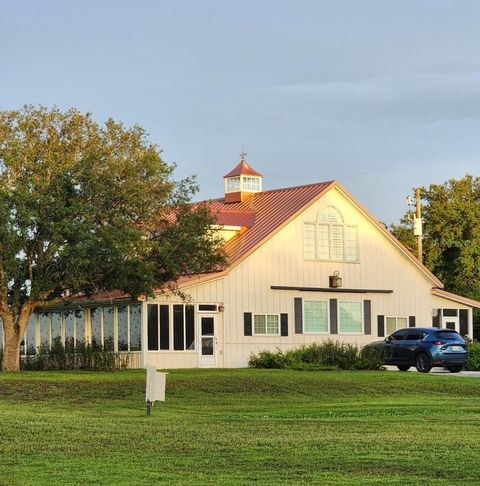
[[223, 153, 263, 203]]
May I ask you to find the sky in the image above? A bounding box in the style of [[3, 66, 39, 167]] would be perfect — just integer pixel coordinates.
[[1, 0, 480, 223]]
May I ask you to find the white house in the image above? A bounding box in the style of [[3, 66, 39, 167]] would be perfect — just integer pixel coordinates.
[[3, 157, 479, 368]]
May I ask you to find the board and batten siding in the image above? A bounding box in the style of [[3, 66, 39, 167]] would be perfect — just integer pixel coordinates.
[[150, 186, 473, 368], [206, 187, 449, 367]]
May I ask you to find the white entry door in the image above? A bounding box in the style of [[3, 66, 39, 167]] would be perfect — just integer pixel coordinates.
[[199, 315, 217, 367]]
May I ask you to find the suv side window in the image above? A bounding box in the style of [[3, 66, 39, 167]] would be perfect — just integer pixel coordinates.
[[406, 331, 423, 340], [390, 330, 407, 341]]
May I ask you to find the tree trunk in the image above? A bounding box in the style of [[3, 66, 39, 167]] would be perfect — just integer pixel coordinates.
[[1, 303, 35, 372], [2, 324, 21, 372]]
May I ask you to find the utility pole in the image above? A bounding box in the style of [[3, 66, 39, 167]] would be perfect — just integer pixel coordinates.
[[414, 187, 423, 263]]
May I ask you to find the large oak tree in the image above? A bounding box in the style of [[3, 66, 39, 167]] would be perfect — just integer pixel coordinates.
[[0, 106, 225, 371]]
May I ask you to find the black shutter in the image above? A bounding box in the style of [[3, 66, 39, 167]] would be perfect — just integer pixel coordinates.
[[378, 315, 385, 337], [432, 309, 440, 328], [459, 309, 468, 336], [363, 300, 371, 335], [280, 313, 288, 336], [244, 312, 252, 336], [329, 299, 338, 334], [294, 298, 303, 334], [409, 316, 416, 328]]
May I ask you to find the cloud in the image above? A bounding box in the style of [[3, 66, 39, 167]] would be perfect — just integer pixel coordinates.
[[260, 70, 480, 124]]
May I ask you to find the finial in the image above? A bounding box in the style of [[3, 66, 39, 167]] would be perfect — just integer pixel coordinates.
[[239, 149, 247, 161]]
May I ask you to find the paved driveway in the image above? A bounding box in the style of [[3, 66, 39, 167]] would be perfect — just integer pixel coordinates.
[[385, 365, 480, 377]]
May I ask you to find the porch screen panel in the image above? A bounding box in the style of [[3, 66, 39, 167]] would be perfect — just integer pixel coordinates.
[[75, 310, 86, 344], [64, 310, 75, 351], [51, 311, 62, 342], [26, 314, 36, 355], [147, 304, 159, 351], [173, 305, 184, 350], [117, 306, 129, 351], [185, 305, 195, 350], [91, 308, 102, 348], [159, 305, 169, 350], [39, 313, 51, 347], [130, 304, 141, 351], [103, 306, 115, 351]]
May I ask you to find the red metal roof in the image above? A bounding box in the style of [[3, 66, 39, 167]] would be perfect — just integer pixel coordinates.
[[205, 181, 334, 265], [214, 210, 256, 227], [223, 160, 263, 178]]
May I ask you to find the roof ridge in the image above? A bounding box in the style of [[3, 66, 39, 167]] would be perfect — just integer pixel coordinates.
[[195, 180, 336, 205]]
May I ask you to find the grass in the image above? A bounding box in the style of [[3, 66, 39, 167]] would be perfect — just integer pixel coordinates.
[[0, 369, 479, 485]]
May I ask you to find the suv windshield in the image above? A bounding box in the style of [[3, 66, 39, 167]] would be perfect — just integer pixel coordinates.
[[435, 331, 464, 341]]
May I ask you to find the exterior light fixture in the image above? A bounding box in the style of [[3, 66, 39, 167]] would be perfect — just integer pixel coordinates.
[[329, 271, 342, 288], [218, 305, 225, 312]]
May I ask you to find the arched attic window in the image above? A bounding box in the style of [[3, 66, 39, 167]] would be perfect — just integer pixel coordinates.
[[304, 206, 359, 262]]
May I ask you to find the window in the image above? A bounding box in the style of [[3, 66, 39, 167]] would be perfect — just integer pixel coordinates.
[[304, 206, 359, 262], [339, 302, 363, 333], [385, 316, 408, 335], [198, 304, 218, 312], [443, 309, 458, 317], [389, 330, 407, 341], [405, 330, 424, 341], [225, 177, 240, 192], [304, 301, 328, 333], [147, 304, 194, 351], [242, 176, 261, 191], [253, 314, 279, 335]]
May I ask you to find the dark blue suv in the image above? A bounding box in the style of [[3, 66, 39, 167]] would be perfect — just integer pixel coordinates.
[[364, 327, 468, 373]]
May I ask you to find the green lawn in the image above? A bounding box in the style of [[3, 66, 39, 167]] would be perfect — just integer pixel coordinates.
[[0, 369, 479, 485]]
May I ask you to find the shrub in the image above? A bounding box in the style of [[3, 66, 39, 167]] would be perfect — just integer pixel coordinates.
[[248, 349, 290, 369], [466, 342, 480, 371], [20, 338, 130, 371], [249, 340, 384, 371]]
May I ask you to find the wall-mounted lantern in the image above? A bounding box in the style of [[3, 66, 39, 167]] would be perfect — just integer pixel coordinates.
[[218, 304, 225, 312], [329, 271, 342, 288]]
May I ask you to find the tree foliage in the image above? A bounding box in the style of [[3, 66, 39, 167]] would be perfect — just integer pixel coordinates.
[[390, 175, 480, 335], [0, 105, 225, 370]]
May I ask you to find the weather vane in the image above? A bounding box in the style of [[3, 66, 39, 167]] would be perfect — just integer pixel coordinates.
[[239, 148, 247, 161]]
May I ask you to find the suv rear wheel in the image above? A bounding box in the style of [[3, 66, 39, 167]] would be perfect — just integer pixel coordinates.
[[415, 353, 432, 373], [446, 365, 463, 373], [397, 365, 410, 371]]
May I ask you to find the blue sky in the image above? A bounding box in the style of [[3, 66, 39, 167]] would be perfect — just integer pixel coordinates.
[[2, 0, 480, 222]]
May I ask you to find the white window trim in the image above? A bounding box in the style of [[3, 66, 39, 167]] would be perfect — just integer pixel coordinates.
[[252, 313, 281, 336], [338, 300, 364, 335], [303, 300, 330, 334]]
